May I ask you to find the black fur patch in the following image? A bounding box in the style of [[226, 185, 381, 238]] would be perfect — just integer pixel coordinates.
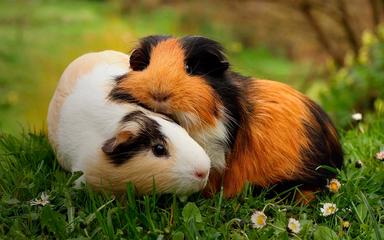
[[103, 111, 169, 165], [113, 73, 128, 83], [294, 99, 344, 189], [181, 36, 251, 147], [108, 87, 151, 110], [130, 35, 171, 71], [108, 87, 180, 125], [209, 72, 252, 147], [181, 36, 229, 77]]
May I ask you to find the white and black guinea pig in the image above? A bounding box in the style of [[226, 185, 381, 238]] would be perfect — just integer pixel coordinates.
[[47, 50, 211, 195], [110, 36, 343, 200]]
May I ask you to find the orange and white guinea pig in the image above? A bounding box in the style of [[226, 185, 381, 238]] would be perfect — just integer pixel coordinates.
[[110, 35, 344, 198], [47, 50, 210, 195]]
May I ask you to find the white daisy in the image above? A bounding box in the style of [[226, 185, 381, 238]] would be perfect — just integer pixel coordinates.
[[327, 179, 341, 193], [351, 113, 362, 121], [376, 150, 384, 160], [320, 203, 338, 216], [251, 211, 267, 229], [287, 217, 301, 234], [30, 192, 50, 206]]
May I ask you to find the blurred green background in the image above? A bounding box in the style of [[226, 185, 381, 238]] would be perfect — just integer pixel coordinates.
[[1, 0, 383, 133]]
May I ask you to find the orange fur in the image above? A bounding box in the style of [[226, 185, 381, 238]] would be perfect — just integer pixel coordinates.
[[201, 80, 318, 197], [221, 80, 314, 197], [119, 39, 221, 132]]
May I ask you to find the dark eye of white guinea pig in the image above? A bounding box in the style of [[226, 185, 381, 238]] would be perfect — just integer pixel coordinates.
[[152, 144, 168, 157]]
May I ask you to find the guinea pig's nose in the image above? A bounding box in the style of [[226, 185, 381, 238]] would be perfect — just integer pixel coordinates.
[[150, 92, 171, 102], [194, 169, 208, 180]]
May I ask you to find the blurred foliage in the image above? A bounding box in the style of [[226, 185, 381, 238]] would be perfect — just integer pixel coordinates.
[[0, 0, 132, 132], [0, 0, 311, 133], [320, 27, 384, 129], [116, 0, 379, 66]]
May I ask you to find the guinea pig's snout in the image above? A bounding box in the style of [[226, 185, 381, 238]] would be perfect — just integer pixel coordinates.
[[193, 168, 209, 180], [150, 91, 172, 103]]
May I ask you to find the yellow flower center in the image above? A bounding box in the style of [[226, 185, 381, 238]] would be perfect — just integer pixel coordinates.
[[342, 221, 350, 228], [257, 216, 265, 225], [327, 206, 335, 214], [330, 182, 338, 191]]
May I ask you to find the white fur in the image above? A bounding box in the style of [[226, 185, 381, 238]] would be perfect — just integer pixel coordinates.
[[57, 64, 131, 172], [52, 53, 211, 195], [177, 107, 229, 173], [191, 119, 228, 172], [174, 112, 202, 131], [149, 115, 211, 192]]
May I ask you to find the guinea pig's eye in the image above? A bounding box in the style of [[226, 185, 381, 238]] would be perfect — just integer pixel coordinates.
[[184, 64, 192, 75], [152, 144, 168, 157]]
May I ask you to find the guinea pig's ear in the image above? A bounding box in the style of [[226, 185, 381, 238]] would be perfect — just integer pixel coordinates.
[[181, 36, 229, 77], [102, 131, 133, 154], [130, 47, 150, 71], [130, 35, 172, 71]]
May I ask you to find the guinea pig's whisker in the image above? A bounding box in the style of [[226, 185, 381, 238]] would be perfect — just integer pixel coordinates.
[[224, 111, 239, 128], [184, 39, 199, 57], [191, 60, 201, 73], [199, 66, 228, 78]]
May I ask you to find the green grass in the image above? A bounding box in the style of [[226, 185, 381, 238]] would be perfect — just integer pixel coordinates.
[[0, 112, 383, 239]]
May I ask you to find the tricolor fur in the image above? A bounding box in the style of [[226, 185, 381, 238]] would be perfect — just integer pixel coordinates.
[[47, 50, 211, 195], [111, 36, 344, 198]]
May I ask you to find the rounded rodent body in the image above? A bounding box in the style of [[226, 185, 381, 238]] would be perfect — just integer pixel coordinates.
[[47, 50, 211, 195], [111, 36, 344, 197]]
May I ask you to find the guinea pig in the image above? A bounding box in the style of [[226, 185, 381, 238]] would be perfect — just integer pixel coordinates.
[[47, 50, 211, 195], [109, 35, 344, 199]]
